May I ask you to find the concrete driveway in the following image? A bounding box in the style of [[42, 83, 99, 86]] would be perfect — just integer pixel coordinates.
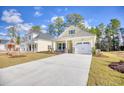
[[0, 53, 92, 86]]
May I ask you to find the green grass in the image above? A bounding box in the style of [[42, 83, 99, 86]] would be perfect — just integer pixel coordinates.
[[87, 52, 124, 86], [0, 52, 56, 68]]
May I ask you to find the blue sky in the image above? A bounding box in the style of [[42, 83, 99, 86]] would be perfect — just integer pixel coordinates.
[[0, 6, 124, 39]]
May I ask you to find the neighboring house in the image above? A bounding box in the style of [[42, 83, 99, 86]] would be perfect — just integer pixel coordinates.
[[21, 25, 96, 54], [21, 30, 54, 52], [0, 39, 8, 51]]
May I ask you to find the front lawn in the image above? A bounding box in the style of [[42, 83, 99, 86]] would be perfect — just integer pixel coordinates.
[[0, 52, 56, 68], [88, 51, 124, 86]]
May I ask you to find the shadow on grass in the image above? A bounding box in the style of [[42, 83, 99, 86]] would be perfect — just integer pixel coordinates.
[[8, 55, 27, 58]]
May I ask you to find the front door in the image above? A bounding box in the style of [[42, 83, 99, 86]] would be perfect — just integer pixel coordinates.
[[58, 43, 65, 52]]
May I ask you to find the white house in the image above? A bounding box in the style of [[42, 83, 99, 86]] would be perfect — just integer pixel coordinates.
[[20, 30, 54, 52], [21, 25, 96, 54], [0, 39, 8, 52]]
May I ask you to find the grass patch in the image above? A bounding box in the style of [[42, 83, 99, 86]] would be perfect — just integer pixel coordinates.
[[88, 52, 124, 86], [0, 52, 56, 68]]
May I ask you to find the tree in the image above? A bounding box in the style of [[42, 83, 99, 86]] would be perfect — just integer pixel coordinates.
[[110, 19, 120, 50], [54, 17, 65, 36], [31, 26, 41, 32], [8, 26, 17, 39], [96, 23, 106, 49], [111, 19, 120, 30], [77, 22, 85, 30], [48, 17, 65, 37], [89, 27, 101, 49], [105, 25, 113, 51], [66, 14, 84, 26], [16, 35, 20, 45], [98, 23, 105, 35], [48, 24, 55, 36]]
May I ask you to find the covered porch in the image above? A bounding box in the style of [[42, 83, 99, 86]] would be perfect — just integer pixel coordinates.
[[26, 43, 38, 52], [55, 40, 73, 53]]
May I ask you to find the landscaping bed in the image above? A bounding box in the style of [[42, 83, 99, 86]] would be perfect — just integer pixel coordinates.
[[109, 60, 124, 73]]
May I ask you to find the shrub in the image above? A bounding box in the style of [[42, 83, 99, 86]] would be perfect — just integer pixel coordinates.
[[92, 47, 96, 55]]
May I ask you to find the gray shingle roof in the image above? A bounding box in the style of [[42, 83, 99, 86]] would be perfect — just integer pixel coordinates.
[[34, 32, 54, 41]]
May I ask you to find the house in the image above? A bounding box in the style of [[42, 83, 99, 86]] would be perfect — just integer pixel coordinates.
[[6, 39, 16, 51], [21, 25, 96, 54], [55, 25, 96, 54], [0, 39, 8, 52], [21, 29, 54, 52]]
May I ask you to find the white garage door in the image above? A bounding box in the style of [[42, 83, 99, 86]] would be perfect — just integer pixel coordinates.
[[74, 42, 91, 54]]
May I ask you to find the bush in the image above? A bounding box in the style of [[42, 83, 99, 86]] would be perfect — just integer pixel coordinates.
[[92, 47, 96, 55]]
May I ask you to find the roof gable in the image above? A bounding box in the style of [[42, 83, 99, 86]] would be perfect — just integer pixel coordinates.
[[58, 25, 94, 39]]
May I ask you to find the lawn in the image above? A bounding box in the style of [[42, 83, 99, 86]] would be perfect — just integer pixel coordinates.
[[88, 51, 124, 86], [0, 52, 56, 68]]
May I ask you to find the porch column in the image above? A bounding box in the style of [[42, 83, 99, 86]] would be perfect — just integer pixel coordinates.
[[51, 41, 54, 53], [27, 44, 29, 51], [56, 42, 58, 51], [34, 43, 37, 52], [65, 40, 68, 53], [31, 44, 33, 52], [61, 43, 63, 51]]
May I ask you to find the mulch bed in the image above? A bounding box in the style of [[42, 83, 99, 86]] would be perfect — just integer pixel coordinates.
[[109, 60, 124, 73]]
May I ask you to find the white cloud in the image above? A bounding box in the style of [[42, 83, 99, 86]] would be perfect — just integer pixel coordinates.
[[17, 23, 33, 31], [5, 25, 14, 30], [0, 33, 7, 36], [6, 23, 33, 32], [51, 16, 64, 23], [41, 24, 47, 28], [83, 21, 91, 29], [1, 9, 23, 24], [34, 7, 43, 17], [34, 11, 42, 17]]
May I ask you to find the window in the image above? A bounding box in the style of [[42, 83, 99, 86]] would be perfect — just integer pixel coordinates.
[[29, 35, 31, 40], [48, 45, 52, 49], [69, 30, 75, 35], [83, 42, 90, 44], [58, 43, 61, 50], [63, 43, 65, 50]]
